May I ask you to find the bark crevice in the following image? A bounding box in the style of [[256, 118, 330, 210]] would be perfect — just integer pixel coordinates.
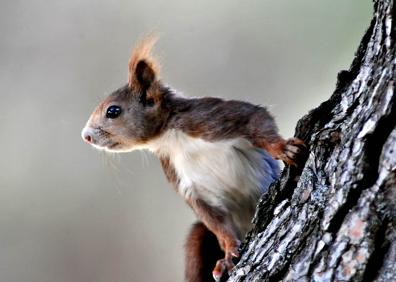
[[361, 219, 390, 282]]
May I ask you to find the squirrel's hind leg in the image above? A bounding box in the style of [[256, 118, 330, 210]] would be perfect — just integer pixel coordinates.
[[185, 222, 224, 282], [186, 199, 241, 281]]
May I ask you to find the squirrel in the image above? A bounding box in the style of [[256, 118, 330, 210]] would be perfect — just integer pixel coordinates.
[[81, 37, 304, 282]]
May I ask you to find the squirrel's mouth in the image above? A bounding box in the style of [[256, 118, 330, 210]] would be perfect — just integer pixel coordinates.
[[89, 140, 121, 152], [107, 142, 120, 149], [96, 140, 120, 150]]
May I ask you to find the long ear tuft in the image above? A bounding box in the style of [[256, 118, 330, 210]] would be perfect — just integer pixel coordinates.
[[128, 35, 160, 91]]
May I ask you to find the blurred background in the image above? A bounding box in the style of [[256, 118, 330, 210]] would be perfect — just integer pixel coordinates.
[[0, 1, 371, 281]]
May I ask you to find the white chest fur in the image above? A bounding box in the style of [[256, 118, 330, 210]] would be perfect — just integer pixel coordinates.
[[147, 129, 279, 236]]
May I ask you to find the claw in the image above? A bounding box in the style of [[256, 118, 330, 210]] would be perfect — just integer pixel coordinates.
[[226, 240, 240, 258], [212, 236, 240, 280], [231, 250, 239, 258], [212, 272, 221, 282], [213, 257, 236, 281], [281, 138, 306, 166], [212, 259, 226, 281]]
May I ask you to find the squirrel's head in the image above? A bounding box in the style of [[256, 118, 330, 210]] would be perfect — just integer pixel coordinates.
[[81, 36, 169, 152]]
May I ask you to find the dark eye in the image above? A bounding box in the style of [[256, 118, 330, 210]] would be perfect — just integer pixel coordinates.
[[106, 105, 122, 119]]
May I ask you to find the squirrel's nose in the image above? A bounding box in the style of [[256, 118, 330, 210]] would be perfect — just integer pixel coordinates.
[[81, 128, 94, 144], [84, 133, 92, 143]]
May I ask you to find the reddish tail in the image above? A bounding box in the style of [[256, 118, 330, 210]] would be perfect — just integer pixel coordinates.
[[185, 222, 225, 282]]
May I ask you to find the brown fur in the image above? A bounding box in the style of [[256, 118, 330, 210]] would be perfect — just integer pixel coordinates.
[[161, 93, 303, 165], [159, 156, 179, 188], [185, 222, 224, 282], [128, 35, 160, 91], [164, 95, 279, 142], [186, 198, 239, 253]]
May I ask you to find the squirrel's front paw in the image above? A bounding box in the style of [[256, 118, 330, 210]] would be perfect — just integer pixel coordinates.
[[280, 138, 306, 166]]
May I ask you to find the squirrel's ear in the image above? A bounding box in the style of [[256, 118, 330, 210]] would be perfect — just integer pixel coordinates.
[[135, 59, 156, 90], [128, 35, 159, 91]]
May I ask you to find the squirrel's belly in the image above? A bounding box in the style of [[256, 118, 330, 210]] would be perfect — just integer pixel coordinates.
[[163, 132, 279, 236], [149, 129, 279, 235]]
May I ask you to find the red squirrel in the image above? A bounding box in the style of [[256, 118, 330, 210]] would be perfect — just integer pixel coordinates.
[[81, 37, 304, 282]]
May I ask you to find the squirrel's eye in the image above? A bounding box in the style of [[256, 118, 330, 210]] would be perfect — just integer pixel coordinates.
[[106, 105, 122, 119]]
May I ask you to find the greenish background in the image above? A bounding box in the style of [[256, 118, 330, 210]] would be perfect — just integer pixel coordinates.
[[0, 1, 371, 281]]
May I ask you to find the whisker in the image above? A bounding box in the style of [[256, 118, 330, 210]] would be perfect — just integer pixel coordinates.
[[101, 151, 124, 195], [139, 150, 150, 168]]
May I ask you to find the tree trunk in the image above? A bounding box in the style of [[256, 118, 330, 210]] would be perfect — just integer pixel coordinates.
[[228, 0, 396, 281]]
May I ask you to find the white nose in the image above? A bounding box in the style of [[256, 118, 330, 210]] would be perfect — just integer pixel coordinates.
[[81, 127, 94, 144]]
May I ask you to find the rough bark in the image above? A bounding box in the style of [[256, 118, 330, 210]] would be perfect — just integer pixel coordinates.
[[228, 0, 396, 281]]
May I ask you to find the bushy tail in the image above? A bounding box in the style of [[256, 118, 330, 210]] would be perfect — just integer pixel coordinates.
[[184, 222, 224, 282]]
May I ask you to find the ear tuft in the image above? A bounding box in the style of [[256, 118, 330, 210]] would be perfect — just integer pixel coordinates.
[[128, 35, 160, 90]]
